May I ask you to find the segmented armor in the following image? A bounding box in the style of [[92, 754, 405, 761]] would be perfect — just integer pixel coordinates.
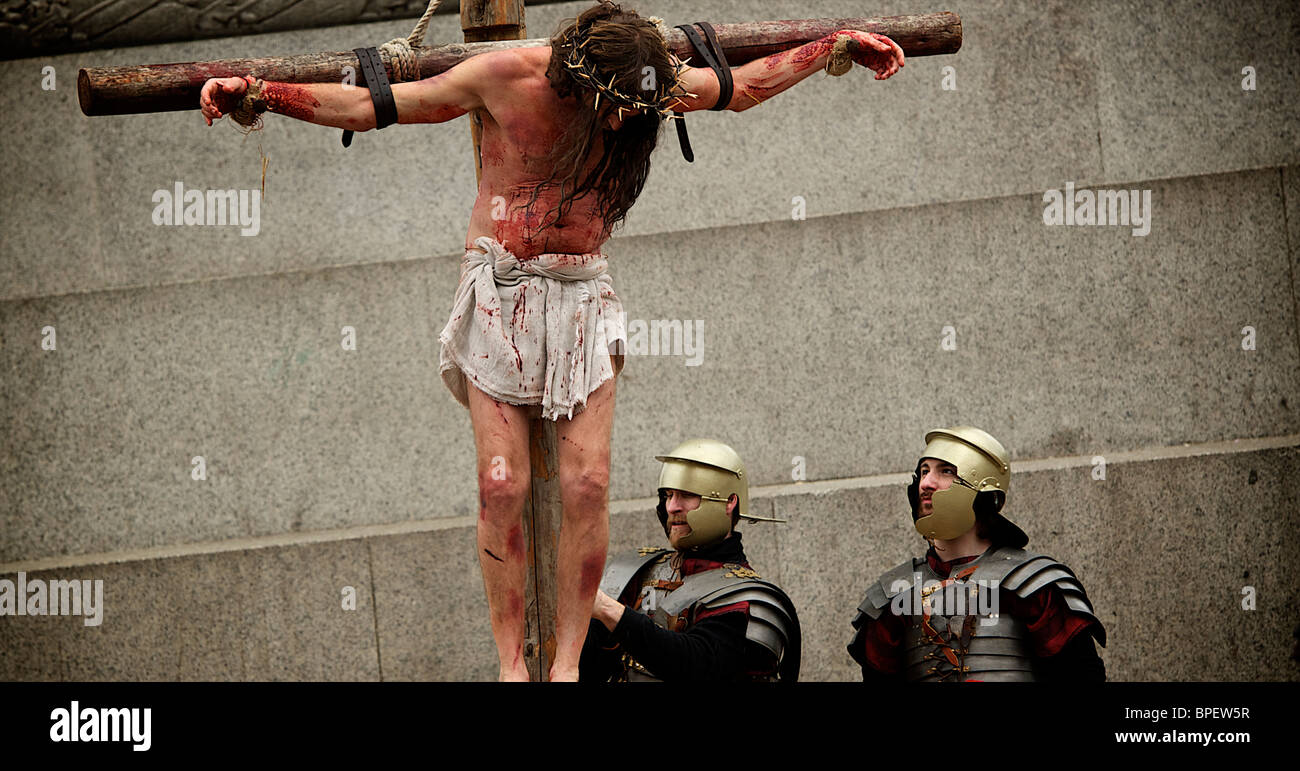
[[850, 546, 1105, 682]]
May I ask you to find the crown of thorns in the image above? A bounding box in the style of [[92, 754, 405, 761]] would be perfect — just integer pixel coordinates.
[[558, 19, 697, 120]]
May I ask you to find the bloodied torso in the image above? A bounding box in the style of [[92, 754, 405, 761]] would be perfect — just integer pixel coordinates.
[[465, 46, 615, 259]]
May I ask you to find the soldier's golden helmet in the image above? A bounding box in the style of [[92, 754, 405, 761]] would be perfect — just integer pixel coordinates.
[[909, 427, 1011, 541]]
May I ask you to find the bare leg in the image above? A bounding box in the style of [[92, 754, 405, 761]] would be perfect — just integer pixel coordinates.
[[467, 385, 533, 681], [548, 375, 617, 681]]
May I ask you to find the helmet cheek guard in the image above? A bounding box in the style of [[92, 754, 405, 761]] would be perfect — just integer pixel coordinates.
[[653, 439, 786, 551], [676, 498, 732, 550], [657, 487, 731, 548], [655, 488, 731, 547], [909, 427, 1019, 544], [913, 482, 978, 540]]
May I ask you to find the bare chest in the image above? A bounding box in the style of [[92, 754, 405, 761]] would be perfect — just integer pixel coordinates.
[[477, 79, 582, 179]]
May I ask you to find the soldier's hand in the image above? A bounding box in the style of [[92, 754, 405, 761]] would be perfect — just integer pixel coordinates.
[[200, 77, 250, 126], [592, 589, 626, 631], [839, 31, 905, 80]]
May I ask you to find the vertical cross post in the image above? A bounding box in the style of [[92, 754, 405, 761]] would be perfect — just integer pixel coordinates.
[[460, 0, 559, 683]]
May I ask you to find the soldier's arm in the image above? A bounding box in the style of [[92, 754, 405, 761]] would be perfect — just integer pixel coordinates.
[[672, 30, 904, 114], [199, 52, 497, 130], [848, 609, 906, 682], [611, 608, 750, 682], [1036, 632, 1106, 682], [577, 619, 623, 682], [998, 578, 1107, 681]]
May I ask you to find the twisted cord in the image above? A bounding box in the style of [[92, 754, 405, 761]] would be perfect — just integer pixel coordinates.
[[380, 0, 444, 83]]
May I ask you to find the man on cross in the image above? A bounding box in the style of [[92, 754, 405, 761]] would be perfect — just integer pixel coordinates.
[[199, 0, 903, 681]]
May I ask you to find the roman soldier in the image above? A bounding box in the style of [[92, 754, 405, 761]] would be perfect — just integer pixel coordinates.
[[848, 427, 1106, 681], [581, 439, 800, 681]]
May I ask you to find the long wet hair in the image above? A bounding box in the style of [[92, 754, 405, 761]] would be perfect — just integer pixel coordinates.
[[525, 1, 679, 235]]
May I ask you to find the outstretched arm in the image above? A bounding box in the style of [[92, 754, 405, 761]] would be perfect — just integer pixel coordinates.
[[199, 51, 501, 129], [672, 30, 904, 113]]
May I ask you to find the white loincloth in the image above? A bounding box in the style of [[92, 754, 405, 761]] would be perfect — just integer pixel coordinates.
[[439, 236, 626, 421]]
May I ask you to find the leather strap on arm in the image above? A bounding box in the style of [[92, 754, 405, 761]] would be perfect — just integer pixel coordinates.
[[672, 21, 734, 162], [342, 46, 399, 148], [676, 23, 733, 110]]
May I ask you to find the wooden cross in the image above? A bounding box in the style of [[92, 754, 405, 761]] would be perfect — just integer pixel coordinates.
[[77, 3, 960, 682], [78, 13, 962, 115]]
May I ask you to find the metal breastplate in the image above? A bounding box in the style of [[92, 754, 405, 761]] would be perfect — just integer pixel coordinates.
[[605, 549, 799, 682], [619, 552, 679, 682], [901, 557, 1036, 683]]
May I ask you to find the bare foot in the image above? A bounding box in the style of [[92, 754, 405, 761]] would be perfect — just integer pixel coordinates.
[[548, 664, 579, 682], [499, 664, 530, 682]]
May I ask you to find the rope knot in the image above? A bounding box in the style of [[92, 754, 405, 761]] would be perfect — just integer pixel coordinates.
[[826, 34, 854, 77]]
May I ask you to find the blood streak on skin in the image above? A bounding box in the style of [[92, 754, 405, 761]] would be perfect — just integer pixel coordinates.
[[506, 525, 525, 560], [261, 82, 321, 122], [790, 35, 837, 70], [744, 35, 840, 106], [423, 104, 469, 123], [479, 493, 488, 522], [481, 142, 506, 168], [579, 555, 604, 597], [518, 207, 544, 257], [493, 399, 510, 426]]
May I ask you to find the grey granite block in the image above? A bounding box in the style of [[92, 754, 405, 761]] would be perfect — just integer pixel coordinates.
[[1285, 166, 1299, 365], [367, 528, 496, 682], [8, 1, 1297, 302], [612, 166, 1300, 485], [769, 484, 913, 683], [0, 56, 106, 300], [0, 539, 378, 680], [0, 257, 475, 562], [1091, 0, 1300, 184], [1041, 446, 1300, 681], [1, 17, 482, 302]]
